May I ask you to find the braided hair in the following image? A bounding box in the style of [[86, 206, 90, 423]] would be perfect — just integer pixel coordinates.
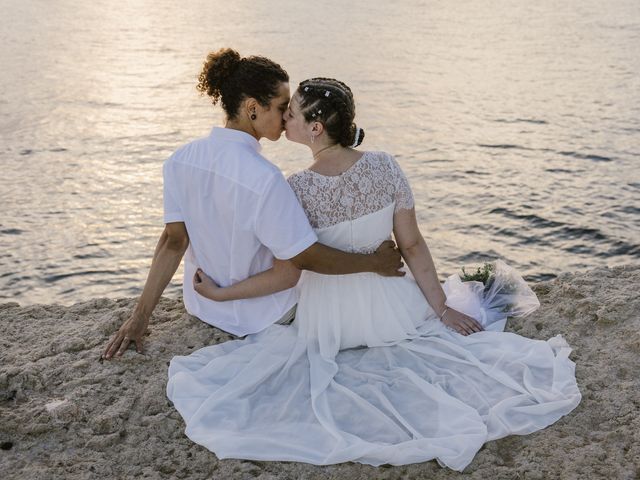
[[296, 78, 365, 148], [197, 48, 289, 119]]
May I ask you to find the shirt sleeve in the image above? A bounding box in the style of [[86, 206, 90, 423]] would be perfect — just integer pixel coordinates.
[[390, 156, 415, 212], [255, 173, 318, 260], [163, 160, 184, 223]]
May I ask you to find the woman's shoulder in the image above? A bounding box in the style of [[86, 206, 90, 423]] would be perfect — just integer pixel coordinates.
[[363, 150, 394, 159], [360, 151, 404, 174], [286, 170, 312, 195], [361, 150, 397, 166], [286, 169, 309, 184]]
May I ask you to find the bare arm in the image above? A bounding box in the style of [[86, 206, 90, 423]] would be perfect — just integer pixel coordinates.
[[192, 240, 405, 302], [290, 241, 404, 276], [194, 259, 301, 301], [393, 208, 482, 335], [103, 222, 189, 359]]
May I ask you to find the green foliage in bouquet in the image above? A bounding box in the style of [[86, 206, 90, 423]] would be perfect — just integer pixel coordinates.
[[461, 263, 495, 284]]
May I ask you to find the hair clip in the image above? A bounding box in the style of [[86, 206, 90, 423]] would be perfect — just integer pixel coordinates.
[[317, 109, 322, 114], [325, 91, 330, 97], [304, 86, 310, 92]]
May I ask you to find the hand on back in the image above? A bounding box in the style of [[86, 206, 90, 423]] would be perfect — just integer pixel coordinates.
[[373, 240, 406, 277], [193, 268, 221, 300]]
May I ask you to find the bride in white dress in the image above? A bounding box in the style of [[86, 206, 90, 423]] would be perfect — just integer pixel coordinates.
[[166, 78, 581, 471]]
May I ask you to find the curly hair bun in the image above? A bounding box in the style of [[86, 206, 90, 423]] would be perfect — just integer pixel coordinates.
[[197, 48, 242, 105], [196, 48, 289, 119]]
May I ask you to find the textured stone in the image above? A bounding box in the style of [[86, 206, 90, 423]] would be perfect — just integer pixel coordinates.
[[0, 265, 638, 479]]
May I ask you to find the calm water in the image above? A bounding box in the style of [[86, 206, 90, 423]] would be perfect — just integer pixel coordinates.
[[1, 0, 639, 306]]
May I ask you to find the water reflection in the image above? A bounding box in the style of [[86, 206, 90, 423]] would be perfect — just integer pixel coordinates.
[[1, 0, 638, 305]]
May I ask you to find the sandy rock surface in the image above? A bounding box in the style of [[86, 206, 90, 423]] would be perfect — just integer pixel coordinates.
[[1, 265, 638, 479]]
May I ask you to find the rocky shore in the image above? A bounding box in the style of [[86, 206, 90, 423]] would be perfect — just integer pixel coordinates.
[[1, 265, 638, 479]]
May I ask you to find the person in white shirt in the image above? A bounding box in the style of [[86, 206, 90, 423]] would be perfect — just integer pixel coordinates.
[[103, 48, 404, 360]]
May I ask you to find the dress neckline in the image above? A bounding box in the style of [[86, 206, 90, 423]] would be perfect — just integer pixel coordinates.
[[305, 151, 369, 178]]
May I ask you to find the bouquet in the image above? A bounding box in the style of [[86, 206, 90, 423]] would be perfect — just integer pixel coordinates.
[[442, 260, 540, 332]]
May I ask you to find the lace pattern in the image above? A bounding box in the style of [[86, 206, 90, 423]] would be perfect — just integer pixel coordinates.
[[287, 151, 415, 229]]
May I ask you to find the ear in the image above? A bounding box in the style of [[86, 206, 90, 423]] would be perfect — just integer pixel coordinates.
[[310, 121, 324, 136], [244, 97, 259, 117]]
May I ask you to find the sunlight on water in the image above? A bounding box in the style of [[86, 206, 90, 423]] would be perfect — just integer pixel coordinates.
[[1, 0, 639, 305]]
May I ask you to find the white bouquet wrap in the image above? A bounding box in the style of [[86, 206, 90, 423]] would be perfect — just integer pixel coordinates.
[[442, 260, 540, 332]]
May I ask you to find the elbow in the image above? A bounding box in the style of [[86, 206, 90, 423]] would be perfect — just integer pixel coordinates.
[[290, 246, 315, 271], [163, 223, 189, 253], [164, 232, 189, 253], [399, 239, 421, 260], [284, 270, 301, 289], [167, 236, 189, 252], [272, 258, 302, 289], [276, 263, 302, 289]]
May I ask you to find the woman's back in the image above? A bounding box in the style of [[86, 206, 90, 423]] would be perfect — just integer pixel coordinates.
[[288, 151, 435, 353]]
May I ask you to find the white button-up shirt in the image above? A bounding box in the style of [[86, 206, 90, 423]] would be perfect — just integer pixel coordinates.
[[163, 127, 317, 336]]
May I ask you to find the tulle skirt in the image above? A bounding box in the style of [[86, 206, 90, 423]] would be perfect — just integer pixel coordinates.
[[167, 264, 580, 471]]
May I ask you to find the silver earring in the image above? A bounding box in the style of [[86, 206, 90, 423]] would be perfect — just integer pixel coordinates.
[[310, 134, 315, 144]]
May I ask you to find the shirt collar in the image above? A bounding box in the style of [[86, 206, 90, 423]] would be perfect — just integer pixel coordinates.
[[210, 127, 262, 152]]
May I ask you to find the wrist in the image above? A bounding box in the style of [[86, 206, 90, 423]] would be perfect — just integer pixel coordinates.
[[432, 291, 447, 316], [211, 291, 227, 302], [371, 252, 384, 274], [133, 304, 151, 322], [205, 285, 227, 302]]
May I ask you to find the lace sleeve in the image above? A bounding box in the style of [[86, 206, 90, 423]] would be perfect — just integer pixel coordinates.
[[390, 156, 415, 212]]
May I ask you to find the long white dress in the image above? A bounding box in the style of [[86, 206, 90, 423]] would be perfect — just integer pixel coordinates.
[[166, 151, 581, 471]]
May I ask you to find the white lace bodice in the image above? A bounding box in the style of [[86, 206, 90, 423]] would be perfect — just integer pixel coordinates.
[[287, 151, 415, 229]]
